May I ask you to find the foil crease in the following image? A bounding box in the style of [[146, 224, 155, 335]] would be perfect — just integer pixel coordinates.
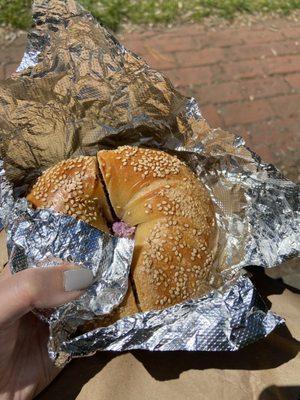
[[0, 0, 298, 360], [3, 177, 135, 359], [61, 275, 283, 354]]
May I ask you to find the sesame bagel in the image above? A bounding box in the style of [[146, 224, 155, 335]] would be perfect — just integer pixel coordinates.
[[27, 146, 216, 325]]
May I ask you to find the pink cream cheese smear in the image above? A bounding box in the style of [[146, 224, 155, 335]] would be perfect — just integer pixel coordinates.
[[112, 221, 135, 238]]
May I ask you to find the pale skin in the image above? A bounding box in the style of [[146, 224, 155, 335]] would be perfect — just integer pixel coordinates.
[[0, 264, 85, 400]]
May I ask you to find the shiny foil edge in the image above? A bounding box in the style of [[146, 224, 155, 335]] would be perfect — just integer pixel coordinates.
[[0, 0, 298, 360], [58, 274, 284, 356]]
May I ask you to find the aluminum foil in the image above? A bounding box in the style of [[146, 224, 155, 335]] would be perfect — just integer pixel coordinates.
[[0, 0, 299, 362], [1, 159, 135, 360], [61, 274, 282, 354]]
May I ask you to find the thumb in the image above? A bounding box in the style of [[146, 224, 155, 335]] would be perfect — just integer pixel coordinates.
[[0, 263, 93, 328]]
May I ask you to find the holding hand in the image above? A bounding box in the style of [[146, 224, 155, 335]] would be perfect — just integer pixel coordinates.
[[0, 262, 93, 400]]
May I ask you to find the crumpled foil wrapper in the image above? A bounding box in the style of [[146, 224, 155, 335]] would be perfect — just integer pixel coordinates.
[[61, 274, 281, 353], [0, 159, 135, 360], [0, 0, 299, 362]]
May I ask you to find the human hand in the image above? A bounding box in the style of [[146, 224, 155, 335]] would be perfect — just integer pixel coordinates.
[[0, 262, 93, 400]]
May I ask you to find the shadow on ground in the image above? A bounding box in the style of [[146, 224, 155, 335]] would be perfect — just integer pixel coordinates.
[[258, 385, 300, 400], [37, 269, 299, 399]]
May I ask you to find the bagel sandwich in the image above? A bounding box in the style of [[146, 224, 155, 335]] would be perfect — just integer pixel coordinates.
[[27, 146, 217, 330]]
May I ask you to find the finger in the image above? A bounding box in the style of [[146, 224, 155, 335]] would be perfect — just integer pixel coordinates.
[[0, 264, 93, 328]]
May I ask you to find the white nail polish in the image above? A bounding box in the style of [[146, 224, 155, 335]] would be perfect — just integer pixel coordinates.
[[64, 269, 94, 292]]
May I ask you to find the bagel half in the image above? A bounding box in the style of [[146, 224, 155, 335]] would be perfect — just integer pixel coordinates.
[[98, 146, 216, 311]]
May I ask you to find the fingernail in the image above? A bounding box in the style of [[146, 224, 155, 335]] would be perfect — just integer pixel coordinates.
[[63, 269, 94, 292]]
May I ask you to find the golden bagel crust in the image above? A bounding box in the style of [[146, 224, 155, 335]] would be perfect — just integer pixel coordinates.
[[98, 146, 216, 312], [27, 156, 112, 232], [132, 218, 214, 310]]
